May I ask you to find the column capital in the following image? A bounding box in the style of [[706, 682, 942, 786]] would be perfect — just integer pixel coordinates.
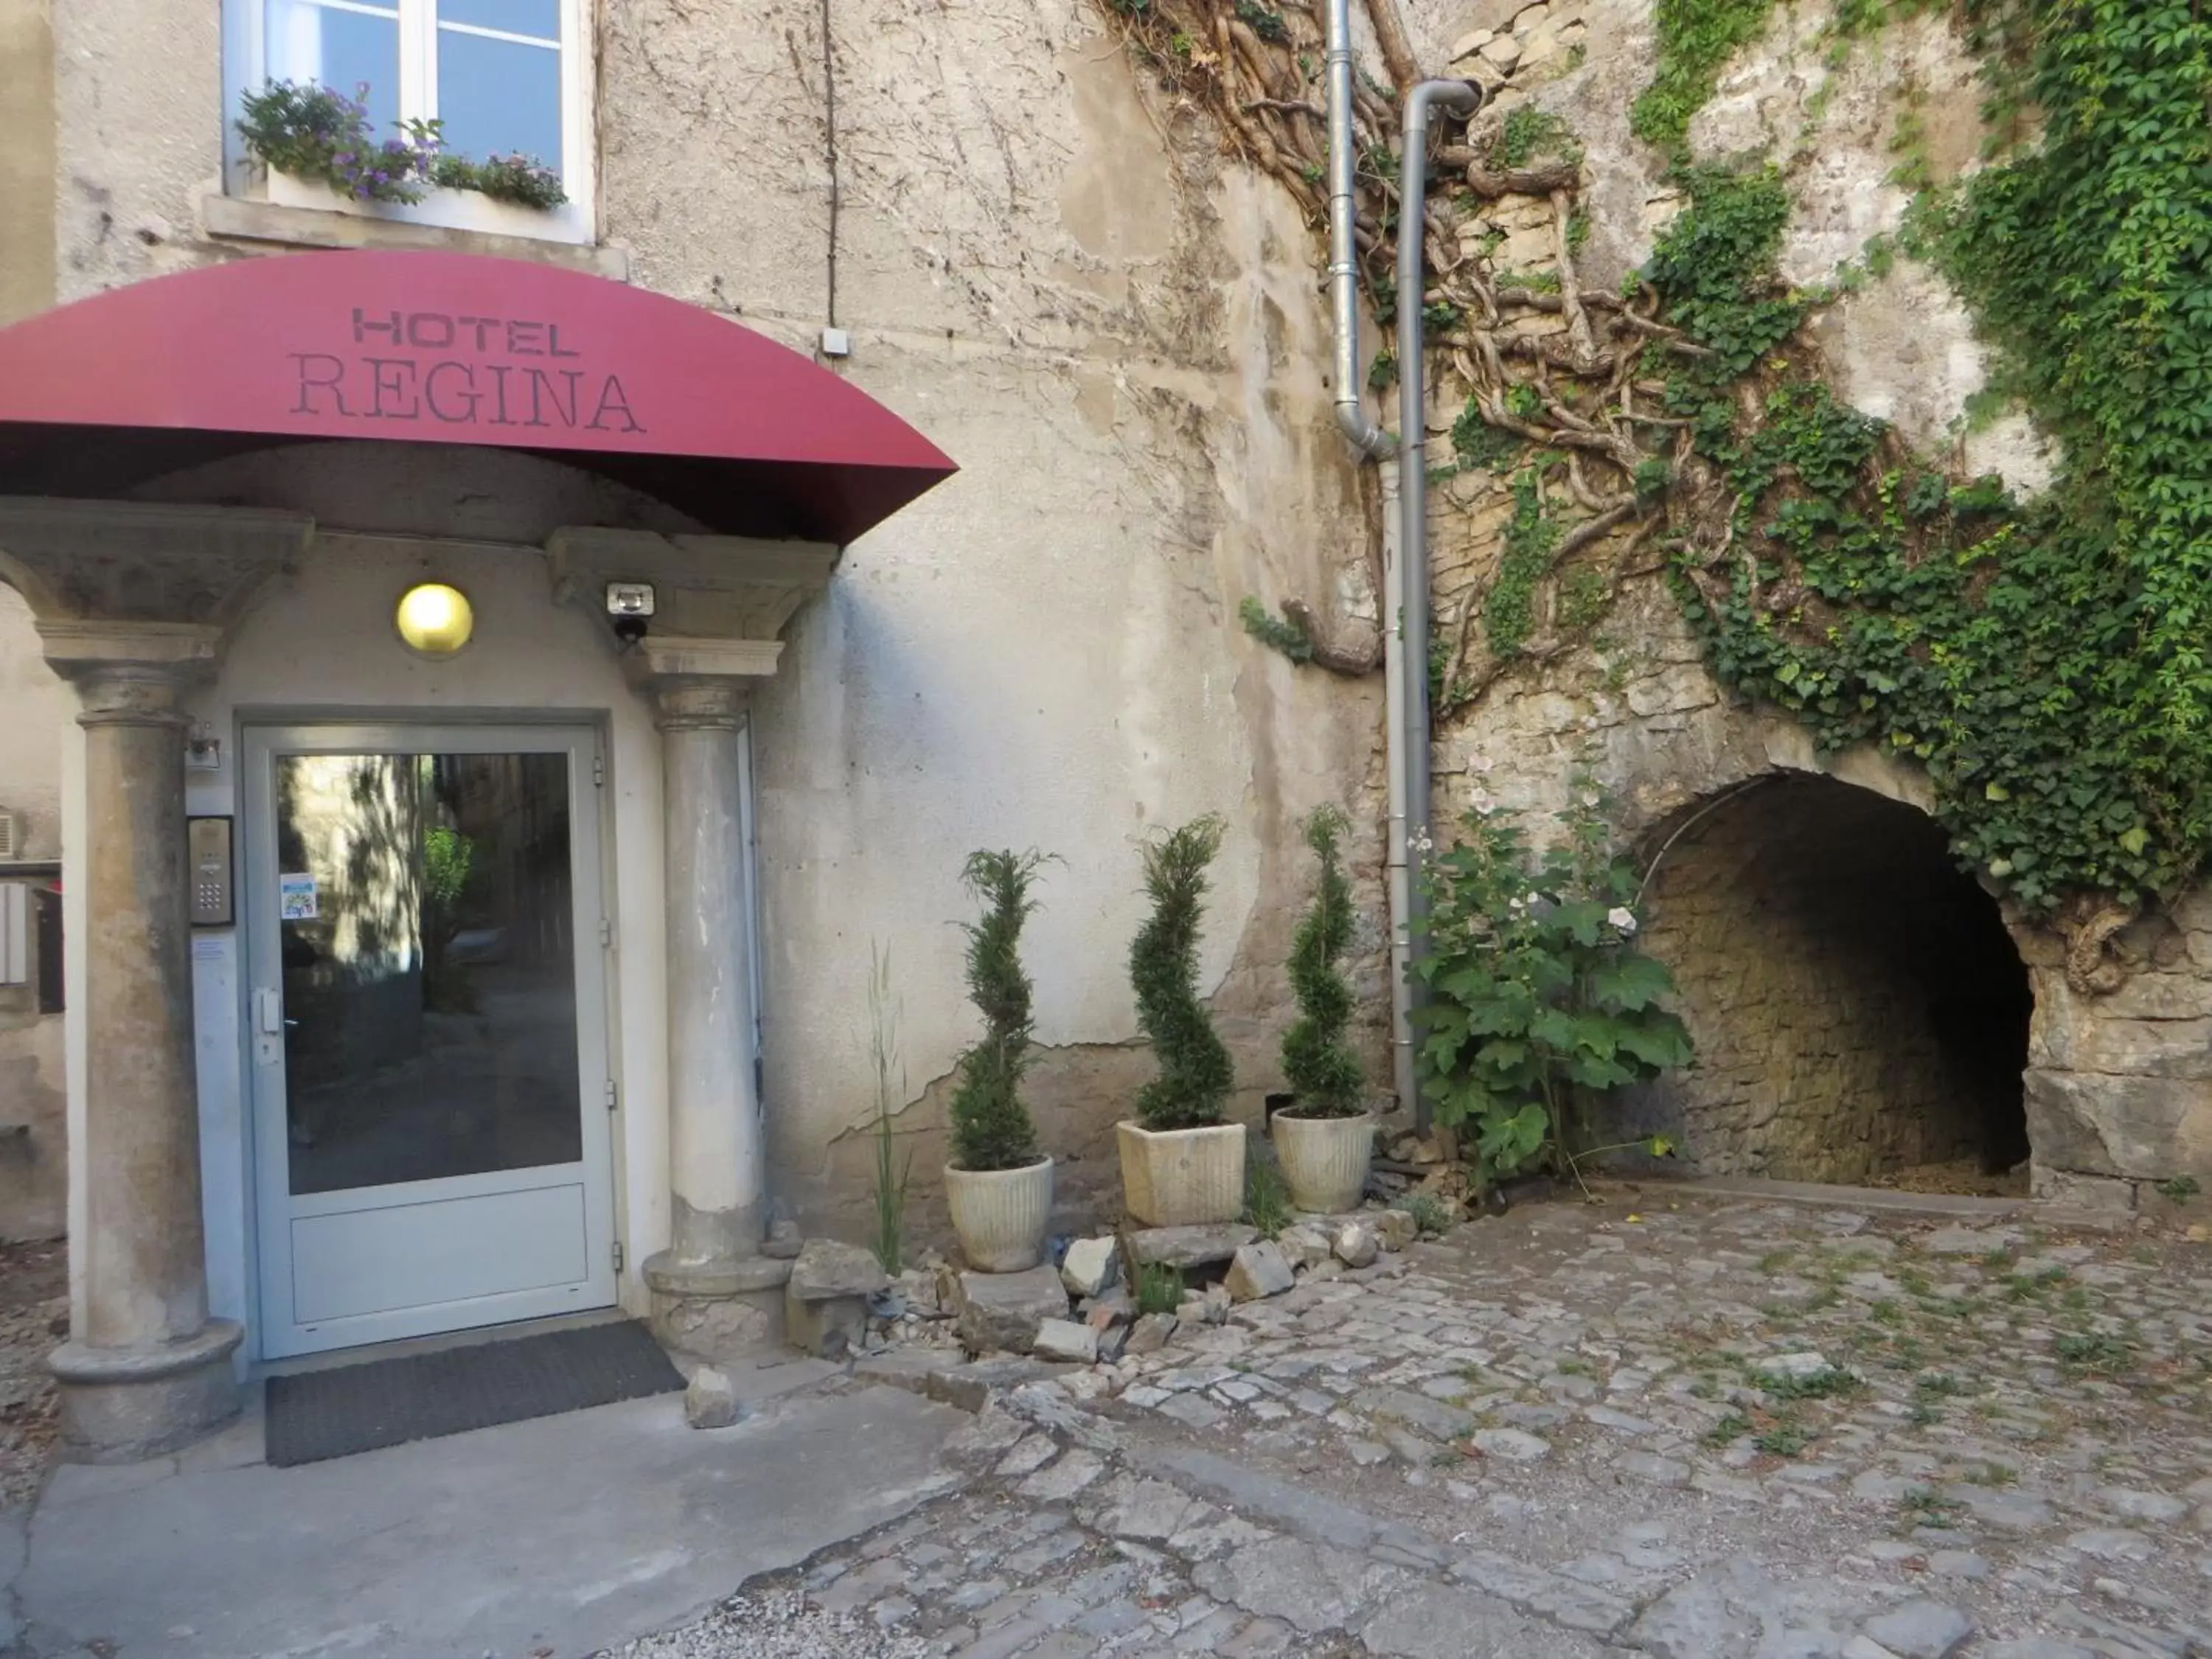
[[0, 499, 312, 628], [651, 672, 751, 732], [35, 621, 223, 726]]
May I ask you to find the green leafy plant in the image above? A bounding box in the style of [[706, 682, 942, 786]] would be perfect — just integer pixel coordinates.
[[866, 943, 914, 1275], [1402, 1189, 1452, 1236], [1137, 1261, 1185, 1315], [947, 850, 1054, 1173], [428, 150, 567, 210], [1413, 787, 1694, 1186], [1130, 816, 1236, 1130], [420, 823, 478, 1013], [2155, 1175, 2201, 1205], [1239, 594, 1315, 664], [1647, 17, 2212, 917], [1279, 806, 1363, 1119], [1485, 470, 1563, 658], [237, 81, 434, 204], [1631, 0, 1784, 150], [238, 78, 566, 209]]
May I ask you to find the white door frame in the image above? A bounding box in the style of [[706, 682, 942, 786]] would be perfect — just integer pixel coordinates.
[[241, 720, 616, 1359]]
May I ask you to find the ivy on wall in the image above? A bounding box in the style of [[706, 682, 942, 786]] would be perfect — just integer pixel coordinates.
[[1091, 0, 2212, 965], [1650, 0, 2212, 922]]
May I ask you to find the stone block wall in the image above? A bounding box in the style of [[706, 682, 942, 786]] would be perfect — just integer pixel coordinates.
[[1624, 775, 2025, 1185]]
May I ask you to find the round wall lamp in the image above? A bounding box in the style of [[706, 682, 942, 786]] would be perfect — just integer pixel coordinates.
[[395, 582, 475, 656]]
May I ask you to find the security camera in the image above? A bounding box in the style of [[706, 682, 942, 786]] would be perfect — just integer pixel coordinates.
[[606, 581, 655, 646]]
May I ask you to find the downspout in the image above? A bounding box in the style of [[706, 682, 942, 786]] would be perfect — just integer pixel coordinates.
[[1396, 76, 1481, 1132], [1323, 0, 1479, 1124], [1326, 0, 1389, 462]]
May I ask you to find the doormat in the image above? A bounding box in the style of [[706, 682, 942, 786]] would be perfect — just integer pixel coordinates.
[[264, 1320, 685, 1467]]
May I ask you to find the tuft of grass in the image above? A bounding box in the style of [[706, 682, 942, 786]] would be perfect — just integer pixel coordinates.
[[1137, 1262, 1185, 1316], [1899, 1486, 1964, 1528], [1402, 1189, 1453, 1237], [1703, 1410, 1753, 1447], [1754, 1419, 1810, 1457], [1244, 1154, 1292, 1240], [2054, 1332, 2132, 1372], [1759, 1365, 1863, 1402]]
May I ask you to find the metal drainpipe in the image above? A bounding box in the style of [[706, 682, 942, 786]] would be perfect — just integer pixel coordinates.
[[1323, 0, 1482, 1126], [1322, 0, 1415, 1124], [1326, 0, 1389, 461], [1397, 77, 1481, 1130]]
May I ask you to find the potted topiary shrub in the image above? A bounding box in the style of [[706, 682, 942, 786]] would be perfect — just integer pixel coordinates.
[[942, 850, 1057, 1271], [1271, 806, 1374, 1213], [1119, 815, 1245, 1225]]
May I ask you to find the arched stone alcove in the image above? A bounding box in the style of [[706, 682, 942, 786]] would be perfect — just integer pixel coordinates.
[[1614, 773, 2033, 1190]]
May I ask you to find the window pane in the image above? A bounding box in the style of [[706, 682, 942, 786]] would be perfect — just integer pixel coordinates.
[[276, 751, 581, 1197], [265, 0, 401, 142], [439, 0, 560, 41], [437, 29, 562, 172]]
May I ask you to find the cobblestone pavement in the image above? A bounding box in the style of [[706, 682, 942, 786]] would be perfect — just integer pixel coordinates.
[[608, 1189, 2212, 1659], [0, 1239, 63, 1513]]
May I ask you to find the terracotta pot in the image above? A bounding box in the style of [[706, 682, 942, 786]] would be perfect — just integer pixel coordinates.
[[1271, 1110, 1375, 1214], [1116, 1120, 1247, 1226], [945, 1157, 1054, 1272]]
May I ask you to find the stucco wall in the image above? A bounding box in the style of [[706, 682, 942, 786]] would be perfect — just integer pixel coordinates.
[[14, 0, 2205, 1262], [21, 0, 1393, 1258]]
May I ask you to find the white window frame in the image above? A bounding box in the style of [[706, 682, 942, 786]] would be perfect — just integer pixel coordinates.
[[222, 0, 595, 246]]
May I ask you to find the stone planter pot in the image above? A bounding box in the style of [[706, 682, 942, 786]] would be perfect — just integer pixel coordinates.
[[1271, 1110, 1375, 1214], [945, 1157, 1055, 1272], [1117, 1121, 1247, 1226]]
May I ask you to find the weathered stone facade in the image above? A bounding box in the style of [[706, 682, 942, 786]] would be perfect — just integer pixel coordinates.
[[1398, 0, 2212, 1204]]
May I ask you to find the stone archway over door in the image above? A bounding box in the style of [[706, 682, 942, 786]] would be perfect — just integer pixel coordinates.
[[1618, 773, 2032, 1190]]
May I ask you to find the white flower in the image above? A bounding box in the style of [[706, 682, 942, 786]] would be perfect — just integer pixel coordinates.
[[1607, 905, 1638, 934], [1466, 753, 1495, 776], [1467, 785, 1495, 813]]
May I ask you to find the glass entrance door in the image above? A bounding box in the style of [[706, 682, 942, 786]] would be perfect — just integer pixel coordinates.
[[243, 724, 615, 1358]]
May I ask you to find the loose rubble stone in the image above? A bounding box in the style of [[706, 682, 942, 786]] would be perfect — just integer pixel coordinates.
[[1124, 1312, 1178, 1354], [1225, 1241, 1295, 1302], [1371, 1209, 1417, 1251], [1276, 1224, 1330, 1268], [1860, 1599, 1975, 1658], [1131, 1224, 1256, 1269], [787, 1237, 891, 1301], [683, 1365, 740, 1429], [1332, 1222, 1380, 1268], [1032, 1318, 1099, 1364], [953, 1265, 1069, 1354], [1059, 1237, 1119, 1299]]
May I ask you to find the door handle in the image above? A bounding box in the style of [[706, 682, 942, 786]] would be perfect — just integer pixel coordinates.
[[255, 988, 286, 1036]]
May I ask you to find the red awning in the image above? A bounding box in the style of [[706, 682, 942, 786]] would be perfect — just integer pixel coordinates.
[[0, 250, 955, 543]]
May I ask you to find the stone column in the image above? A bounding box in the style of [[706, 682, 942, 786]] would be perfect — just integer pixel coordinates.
[[642, 672, 788, 1355], [45, 632, 242, 1460]]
